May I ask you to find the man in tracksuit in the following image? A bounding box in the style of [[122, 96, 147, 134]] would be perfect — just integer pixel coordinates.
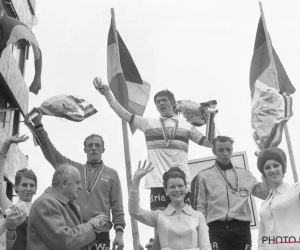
[[195, 136, 270, 250], [32, 114, 125, 250]]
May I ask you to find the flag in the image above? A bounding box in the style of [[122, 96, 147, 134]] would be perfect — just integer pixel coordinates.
[[249, 17, 295, 98], [251, 80, 293, 150], [107, 19, 151, 133], [0, 15, 42, 94], [24, 95, 97, 147], [250, 17, 296, 150], [38, 95, 97, 122]]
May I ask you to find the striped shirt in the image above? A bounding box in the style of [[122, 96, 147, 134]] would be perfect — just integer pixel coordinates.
[[132, 115, 211, 190]]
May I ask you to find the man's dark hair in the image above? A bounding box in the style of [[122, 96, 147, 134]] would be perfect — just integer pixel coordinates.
[[83, 134, 104, 148], [212, 136, 234, 149], [153, 90, 176, 107]]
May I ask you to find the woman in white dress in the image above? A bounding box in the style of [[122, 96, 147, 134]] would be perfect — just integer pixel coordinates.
[[129, 161, 211, 250], [257, 147, 300, 250]]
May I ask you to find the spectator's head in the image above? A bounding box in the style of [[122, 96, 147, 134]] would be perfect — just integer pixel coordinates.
[[14, 168, 37, 202], [163, 167, 187, 188], [52, 164, 82, 202], [163, 167, 187, 206], [154, 90, 176, 117], [212, 136, 234, 165], [257, 147, 287, 179], [83, 134, 105, 163]]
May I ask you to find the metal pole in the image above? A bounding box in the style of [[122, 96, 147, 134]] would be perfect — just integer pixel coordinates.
[[259, 2, 298, 182], [111, 8, 141, 250]]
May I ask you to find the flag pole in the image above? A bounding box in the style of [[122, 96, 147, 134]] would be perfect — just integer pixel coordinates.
[[259, 2, 298, 182], [110, 8, 141, 250]]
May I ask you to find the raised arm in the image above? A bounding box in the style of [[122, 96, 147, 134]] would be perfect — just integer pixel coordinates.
[[0, 134, 29, 208], [0, 134, 28, 242], [129, 161, 158, 227], [189, 126, 212, 149], [32, 114, 80, 169], [0, 134, 29, 155], [0, 146, 11, 212], [97, 84, 150, 133], [98, 85, 132, 123]]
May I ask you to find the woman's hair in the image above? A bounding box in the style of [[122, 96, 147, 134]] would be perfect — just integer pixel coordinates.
[[162, 167, 187, 188], [257, 147, 287, 177], [14, 168, 37, 193]]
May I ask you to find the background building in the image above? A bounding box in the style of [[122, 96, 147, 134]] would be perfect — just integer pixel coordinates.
[[0, 0, 37, 201]]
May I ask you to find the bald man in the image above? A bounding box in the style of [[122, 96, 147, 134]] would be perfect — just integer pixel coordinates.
[[27, 164, 107, 250]]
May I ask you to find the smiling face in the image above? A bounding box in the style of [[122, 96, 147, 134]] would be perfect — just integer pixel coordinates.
[[164, 177, 187, 206], [213, 141, 233, 165], [263, 159, 284, 188], [84, 136, 104, 162], [155, 95, 175, 117], [15, 177, 37, 202]]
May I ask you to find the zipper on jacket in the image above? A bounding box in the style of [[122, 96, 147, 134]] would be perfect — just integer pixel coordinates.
[[224, 171, 230, 221]]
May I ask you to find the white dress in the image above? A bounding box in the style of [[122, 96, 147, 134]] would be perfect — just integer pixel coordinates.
[[258, 182, 300, 250]]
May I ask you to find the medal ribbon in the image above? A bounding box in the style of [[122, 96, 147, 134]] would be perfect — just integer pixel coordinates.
[[214, 162, 240, 195], [85, 161, 103, 193], [160, 116, 179, 146]]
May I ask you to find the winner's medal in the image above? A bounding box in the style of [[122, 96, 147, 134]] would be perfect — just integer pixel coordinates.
[[238, 187, 249, 197], [160, 117, 178, 147], [215, 163, 241, 196]]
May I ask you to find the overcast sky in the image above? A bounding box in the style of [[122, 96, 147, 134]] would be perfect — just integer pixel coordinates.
[[18, 0, 300, 248]]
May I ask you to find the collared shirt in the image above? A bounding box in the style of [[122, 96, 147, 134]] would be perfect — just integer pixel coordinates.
[[195, 163, 270, 223], [258, 182, 300, 250], [129, 190, 211, 250]]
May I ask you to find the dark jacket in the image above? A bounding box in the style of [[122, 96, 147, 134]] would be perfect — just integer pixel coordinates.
[[26, 187, 96, 250]]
